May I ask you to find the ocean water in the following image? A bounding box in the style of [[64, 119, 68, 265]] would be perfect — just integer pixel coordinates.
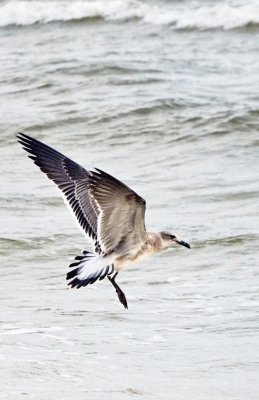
[[1, 0, 259, 399]]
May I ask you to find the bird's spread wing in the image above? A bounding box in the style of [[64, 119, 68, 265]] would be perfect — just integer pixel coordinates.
[[17, 133, 100, 251], [17, 133, 147, 255], [89, 168, 147, 254]]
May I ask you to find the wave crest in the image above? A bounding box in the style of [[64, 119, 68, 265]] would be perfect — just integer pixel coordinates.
[[1, 0, 259, 30]]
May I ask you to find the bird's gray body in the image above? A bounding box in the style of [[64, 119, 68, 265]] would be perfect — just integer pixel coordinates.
[[114, 232, 165, 270]]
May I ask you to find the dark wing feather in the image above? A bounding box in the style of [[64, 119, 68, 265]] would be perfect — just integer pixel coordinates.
[[17, 132, 100, 251]]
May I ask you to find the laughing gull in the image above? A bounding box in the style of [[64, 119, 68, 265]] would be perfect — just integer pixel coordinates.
[[17, 133, 190, 309]]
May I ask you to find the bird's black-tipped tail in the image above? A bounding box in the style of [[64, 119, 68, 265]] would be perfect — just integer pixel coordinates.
[[66, 251, 114, 289]]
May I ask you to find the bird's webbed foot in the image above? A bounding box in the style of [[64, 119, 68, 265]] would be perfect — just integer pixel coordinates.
[[108, 272, 128, 309]]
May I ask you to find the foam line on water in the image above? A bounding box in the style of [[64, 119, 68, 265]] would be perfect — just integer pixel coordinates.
[[1, 0, 259, 30]]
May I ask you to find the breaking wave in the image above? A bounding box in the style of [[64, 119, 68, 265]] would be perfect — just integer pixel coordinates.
[[1, 0, 259, 30]]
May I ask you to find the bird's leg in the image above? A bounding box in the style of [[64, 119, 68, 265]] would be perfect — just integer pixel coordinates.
[[108, 272, 128, 309]]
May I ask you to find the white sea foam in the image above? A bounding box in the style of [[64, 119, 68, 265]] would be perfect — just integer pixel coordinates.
[[1, 0, 259, 29], [0, 0, 148, 26]]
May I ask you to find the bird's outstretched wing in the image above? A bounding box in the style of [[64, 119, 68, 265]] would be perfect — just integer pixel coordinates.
[[17, 133, 147, 255], [17, 132, 100, 251], [89, 168, 147, 254]]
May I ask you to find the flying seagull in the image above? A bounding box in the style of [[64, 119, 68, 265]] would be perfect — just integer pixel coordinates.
[[17, 133, 190, 309]]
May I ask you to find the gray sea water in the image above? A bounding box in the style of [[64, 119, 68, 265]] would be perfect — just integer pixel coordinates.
[[1, 0, 259, 399]]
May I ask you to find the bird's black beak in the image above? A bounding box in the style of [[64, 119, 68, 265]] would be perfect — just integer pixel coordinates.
[[176, 240, 191, 249]]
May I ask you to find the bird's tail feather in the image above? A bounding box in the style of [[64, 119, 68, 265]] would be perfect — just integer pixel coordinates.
[[66, 251, 114, 289]]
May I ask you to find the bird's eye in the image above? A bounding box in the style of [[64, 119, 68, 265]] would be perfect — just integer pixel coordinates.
[[169, 235, 176, 240]]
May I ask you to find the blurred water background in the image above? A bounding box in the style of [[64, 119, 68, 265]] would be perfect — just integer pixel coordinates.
[[0, 0, 259, 399]]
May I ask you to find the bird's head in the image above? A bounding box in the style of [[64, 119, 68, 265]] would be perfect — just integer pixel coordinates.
[[160, 231, 191, 249]]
